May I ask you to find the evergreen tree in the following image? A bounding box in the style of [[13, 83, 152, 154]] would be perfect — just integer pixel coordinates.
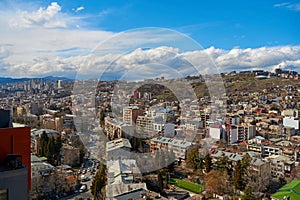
[[99, 109, 105, 127], [157, 171, 164, 192], [216, 153, 229, 172], [242, 186, 255, 200], [204, 154, 212, 173], [233, 160, 245, 191], [79, 147, 85, 163], [186, 146, 200, 170], [92, 162, 107, 199], [38, 131, 49, 156]]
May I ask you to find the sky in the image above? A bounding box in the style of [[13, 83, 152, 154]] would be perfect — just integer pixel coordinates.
[[0, 0, 300, 79]]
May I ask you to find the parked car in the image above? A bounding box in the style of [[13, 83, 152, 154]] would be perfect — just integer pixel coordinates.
[[79, 185, 87, 193]]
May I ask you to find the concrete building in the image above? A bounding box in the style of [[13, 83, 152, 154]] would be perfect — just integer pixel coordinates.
[[266, 155, 295, 178], [264, 145, 280, 157], [225, 115, 240, 125], [105, 118, 134, 139], [107, 159, 142, 185], [209, 124, 225, 140], [236, 124, 256, 142], [123, 106, 144, 125], [106, 138, 132, 160], [226, 125, 238, 144], [31, 155, 54, 180], [283, 117, 300, 130], [150, 136, 193, 159], [136, 116, 155, 137], [106, 159, 146, 199], [200, 112, 210, 128]]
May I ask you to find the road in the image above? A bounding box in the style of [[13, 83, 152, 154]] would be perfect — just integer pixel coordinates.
[[63, 158, 98, 200]]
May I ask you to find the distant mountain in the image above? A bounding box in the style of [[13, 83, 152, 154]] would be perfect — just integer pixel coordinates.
[[0, 76, 73, 83], [42, 76, 73, 82]]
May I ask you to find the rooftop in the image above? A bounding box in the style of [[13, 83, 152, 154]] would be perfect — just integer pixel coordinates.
[[151, 136, 193, 148], [106, 138, 132, 152], [272, 180, 300, 200]]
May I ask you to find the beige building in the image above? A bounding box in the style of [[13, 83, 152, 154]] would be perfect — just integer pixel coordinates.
[[123, 106, 144, 125], [105, 118, 134, 139], [236, 124, 256, 142], [266, 154, 295, 178], [136, 116, 154, 137]]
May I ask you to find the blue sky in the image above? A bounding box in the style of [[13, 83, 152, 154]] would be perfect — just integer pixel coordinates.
[[8, 0, 298, 49], [0, 0, 300, 78]]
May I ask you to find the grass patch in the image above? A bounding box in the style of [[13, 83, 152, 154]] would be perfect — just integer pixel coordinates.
[[169, 178, 204, 194]]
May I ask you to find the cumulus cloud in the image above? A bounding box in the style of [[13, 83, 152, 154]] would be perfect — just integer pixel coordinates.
[[3, 45, 300, 80], [10, 2, 67, 28]]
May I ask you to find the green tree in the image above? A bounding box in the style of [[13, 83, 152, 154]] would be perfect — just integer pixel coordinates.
[[204, 154, 212, 173], [92, 162, 107, 199], [216, 153, 229, 172], [233, 154, 252, 192], [79, 147, 85, 164], [38, 131, 49, 156], [242, 186, 256, 200], [233, 160, 245, 191], [157, 170, 164, 192], [99, 109, 105, 127]]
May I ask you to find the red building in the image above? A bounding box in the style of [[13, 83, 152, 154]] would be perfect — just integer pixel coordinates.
[[0, 110, 31, 191]]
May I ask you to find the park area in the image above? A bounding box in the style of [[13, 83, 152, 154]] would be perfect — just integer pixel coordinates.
[[169, 178, 204, 194]]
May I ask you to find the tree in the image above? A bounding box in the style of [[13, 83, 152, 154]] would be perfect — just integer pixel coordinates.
[[79, 147, 86, 164], [37, 133, 62, 166], [204, 154, 212, 173], [158, 171, 164, 192], [215, 153, 230, 173], [99, 109, 105, 128], [205, 170, 232, 196], [38, 131, 49, 156], [289, 165, 300, 181], [232, 154, 253, 192], [92, 162, 107, 199], [186, 146, 200, 170], [233, 160, 245, 191], [242, 186, 256, 200]]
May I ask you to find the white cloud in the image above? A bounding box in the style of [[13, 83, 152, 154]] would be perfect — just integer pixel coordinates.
[[3, 44, 300, 80], [274, 2, 300, 11], [74, 6, 85, 12], [10, 2, 68, 28], [274, 2, 290, 7]]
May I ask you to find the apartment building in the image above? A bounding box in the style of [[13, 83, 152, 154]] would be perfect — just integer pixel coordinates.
[[266, 155, 295, 178], [105, 118, 134, 139], [150, 136, 193, 159], [123, 106, 144, 125], [236, 124, 256, 142], [136, 116, 155, 137]]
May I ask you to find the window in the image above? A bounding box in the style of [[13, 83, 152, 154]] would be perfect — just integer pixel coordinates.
[[0, 189, 8, 200]]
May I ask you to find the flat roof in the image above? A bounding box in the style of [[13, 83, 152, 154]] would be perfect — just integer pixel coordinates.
[[106, 138, 132, 151]]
